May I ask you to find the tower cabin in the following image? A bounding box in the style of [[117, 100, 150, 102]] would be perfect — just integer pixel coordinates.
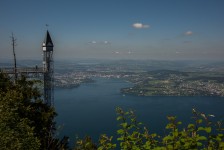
[[42, 30, 54, 72]]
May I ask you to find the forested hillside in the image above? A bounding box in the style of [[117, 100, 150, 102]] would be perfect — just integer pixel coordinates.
[[0, 73, 68, 149]]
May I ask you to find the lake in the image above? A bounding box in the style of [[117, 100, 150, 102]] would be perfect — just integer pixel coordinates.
[[54, 77, 224, 145]]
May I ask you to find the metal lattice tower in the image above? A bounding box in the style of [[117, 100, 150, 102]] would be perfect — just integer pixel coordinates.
[[42, 30, 54, 106]]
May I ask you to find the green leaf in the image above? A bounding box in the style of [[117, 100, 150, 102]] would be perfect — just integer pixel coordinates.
[[220, 142, 224, 148], [188, 124, 195, 128], [197, 119, 203, 124], [166, 123, 174, 129], [198, 127, 204, 131], [167, 116, 176, 121], [163, 135, 173, 142], [117, 116, 123, 121], [197, 136, 207, 141], [97, 146, 103, 150], [197, 142, 202, 146], [117, 129, 124, 134], [117, 137, 124, 141], [204, 127, 211, 133], [173, 130, 178, 137], [121, 122, 128, 128], [151, 133, 157, 137]]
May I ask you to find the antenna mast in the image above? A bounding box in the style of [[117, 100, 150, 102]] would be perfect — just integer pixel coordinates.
[[11, 33, 17, 81]]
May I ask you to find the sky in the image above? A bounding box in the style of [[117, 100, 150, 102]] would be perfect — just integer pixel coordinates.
[[0, 0, 224, 61]]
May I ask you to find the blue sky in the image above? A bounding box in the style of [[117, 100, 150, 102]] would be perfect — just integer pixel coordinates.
[[0, 0, 224, 61]]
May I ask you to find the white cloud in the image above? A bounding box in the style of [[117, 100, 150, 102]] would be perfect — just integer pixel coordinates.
[[185, 31, 193, 36], [89, 41, 97, 44], [132, 23, 150, 29], [104, 41, 110, 44], [88, 40, 111, 45], [112, 51, 120, 54]]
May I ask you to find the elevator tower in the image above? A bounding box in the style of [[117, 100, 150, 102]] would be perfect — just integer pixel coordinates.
[[42, 30, 54, 106]]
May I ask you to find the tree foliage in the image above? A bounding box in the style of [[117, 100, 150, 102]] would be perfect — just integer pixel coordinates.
[[74, 107, 224, 150], [0, 73, 68, 150]]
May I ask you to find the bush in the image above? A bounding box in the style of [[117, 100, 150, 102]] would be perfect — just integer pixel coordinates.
[[74, 107, 224, 150]]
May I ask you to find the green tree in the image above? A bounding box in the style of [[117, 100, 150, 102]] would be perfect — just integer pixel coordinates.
[[0, 74, 41, 149], [0, 73, 69, 149]]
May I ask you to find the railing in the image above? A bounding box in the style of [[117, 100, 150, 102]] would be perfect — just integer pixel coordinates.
[[0, 67, 44, 74]]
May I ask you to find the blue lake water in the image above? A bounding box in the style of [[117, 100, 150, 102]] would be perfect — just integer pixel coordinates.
[[55, 77, 224, 144]]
